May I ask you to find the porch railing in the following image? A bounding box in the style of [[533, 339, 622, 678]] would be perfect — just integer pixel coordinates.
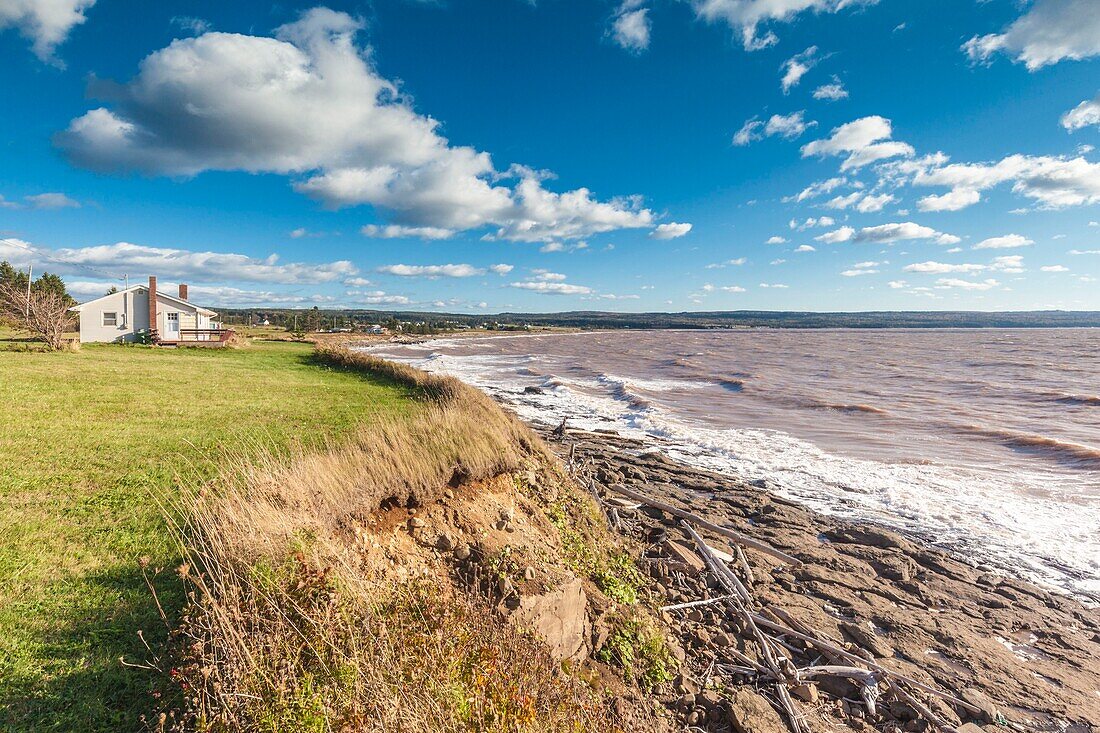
[[176, 329, 233, 342]]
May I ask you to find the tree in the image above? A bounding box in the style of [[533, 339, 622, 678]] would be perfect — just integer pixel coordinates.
[[0, 262, 76, 350], [304, 306, 322, 332]]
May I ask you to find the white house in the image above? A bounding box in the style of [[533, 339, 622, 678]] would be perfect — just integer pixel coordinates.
[[70, 276, 223, 344]]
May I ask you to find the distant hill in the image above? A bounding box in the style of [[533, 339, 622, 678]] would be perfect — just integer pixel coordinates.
[[219, 308, 1100, 330]]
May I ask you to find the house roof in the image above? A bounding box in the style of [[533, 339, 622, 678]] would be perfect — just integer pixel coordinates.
[[69, 284, 217, 316]]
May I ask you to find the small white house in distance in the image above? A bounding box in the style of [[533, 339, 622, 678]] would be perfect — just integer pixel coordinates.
[[70, 276, 225, 345]]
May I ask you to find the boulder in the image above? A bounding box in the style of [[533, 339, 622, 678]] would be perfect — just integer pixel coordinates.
[[512, 577, 589, 661], [727, 689, 788, 733]]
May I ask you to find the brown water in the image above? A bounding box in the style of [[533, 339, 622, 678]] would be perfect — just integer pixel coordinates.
[[365, 329, 1100, 599]]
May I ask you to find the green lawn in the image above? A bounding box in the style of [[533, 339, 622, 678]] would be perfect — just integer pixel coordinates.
[[0, 339, 414, 731]]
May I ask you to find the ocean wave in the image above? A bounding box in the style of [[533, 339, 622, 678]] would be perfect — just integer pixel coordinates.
[[960, 425, 1100, 468], [1050, 393, 1100, 407], [822, 403, 889, 415]]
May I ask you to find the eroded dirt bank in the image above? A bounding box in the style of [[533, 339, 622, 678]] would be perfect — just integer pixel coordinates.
[[545, 427, 1100, 733]]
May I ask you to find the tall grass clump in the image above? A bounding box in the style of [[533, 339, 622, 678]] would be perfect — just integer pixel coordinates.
[[159, 347, 614, 732]]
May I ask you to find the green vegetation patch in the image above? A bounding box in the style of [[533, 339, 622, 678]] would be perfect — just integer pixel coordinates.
[[0, 340, 415, 732]]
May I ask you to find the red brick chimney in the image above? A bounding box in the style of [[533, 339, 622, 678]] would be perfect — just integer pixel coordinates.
[[178, 283, 188, 301], [148, 276, 157, 334]]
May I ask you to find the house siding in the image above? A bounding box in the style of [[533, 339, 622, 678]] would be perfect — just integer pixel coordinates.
[[76, 288, 215, 343]]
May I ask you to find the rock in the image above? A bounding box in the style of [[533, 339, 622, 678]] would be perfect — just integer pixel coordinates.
[[674, 673, 699, 695], [826, 526, 909, 551], [727, 689, 788, 733], [523, 385, 544, 394], [841, 621, 895, 659], [791, 683, 819, 703], [523, 565, 536, 581], [408, 517, 426, 529], [512, 577, 589, 661], [678, 693, 696, 710], [493, 519, 509, 531], [435, 533, 455, 551], [712, 631, 734, 647], [957, 725, 986, 733], [961, 688, 999, 723]]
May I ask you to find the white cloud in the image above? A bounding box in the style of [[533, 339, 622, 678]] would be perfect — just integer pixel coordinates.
[[1040, 264, 1069, 272], [963, 0, 1100, 70], [973, 234, 1033, 250], [24, 192, 80, 209], [610, 4, 651, 53], [690, 0, 877, 52], [531, 270, 568, 282], [720, 285, 746, 292], [813, 77, 848, 101], [56, 9, 656, 244], [343, 277, 373, 287], [489, 263, 514, 275], [824, 191, 895, 212], [705, 257, 747, 269], [765, 110, 816, 139], [917, 188, 981, 212], [1069, 249, 1100, 255], [817, 221, 960, 245], [770, 258, 786, 265], [377, 264, 483, 278], [793, 216, 835, 230], [904, 261, 987, 274], [780, 46, 817, 93], [345, 289, 412, 305], [788, 176, 849, 202], [766, 235, 787, 244], [758, 282, 789, 289], [0, 0, 95, 63], [1061, 93, 1100, 132], [361, 224, 455, 240], [801, 115, 914, 170], [887, 280, 906, 289], [510, 280, 593, 295], [909, 154, 1100, 210], [935, 278, 999, 291], [841, 265, 878, 276], [734, 111, 815, 145], [650, 221, 693, 239], [794, 244, 815, 252], [0, 238, 357, 284]]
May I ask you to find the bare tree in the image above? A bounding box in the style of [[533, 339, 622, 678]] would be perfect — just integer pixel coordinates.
[[0, 281, 75, 350]]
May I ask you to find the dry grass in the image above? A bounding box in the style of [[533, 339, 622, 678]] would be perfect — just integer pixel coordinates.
[[158, 347, 618, 732]]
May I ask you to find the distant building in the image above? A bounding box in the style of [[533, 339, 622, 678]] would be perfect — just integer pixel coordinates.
[[366, 324, 388, 335], [69, 276, 229, 345]]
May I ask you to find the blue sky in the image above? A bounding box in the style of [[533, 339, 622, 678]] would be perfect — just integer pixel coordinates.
[[1, 0, 1098, 312]]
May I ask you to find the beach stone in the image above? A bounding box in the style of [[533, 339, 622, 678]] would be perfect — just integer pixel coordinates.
[[961, 688, 999, 723], [826, 526, 909, 551], [512, 577, 589, 661], [841, 621, 894, 658], [791, 683, 819, 703], [727, 689, 787, 733]]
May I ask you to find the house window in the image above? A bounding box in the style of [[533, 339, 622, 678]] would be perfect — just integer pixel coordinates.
[[103, 312, 118, 327]]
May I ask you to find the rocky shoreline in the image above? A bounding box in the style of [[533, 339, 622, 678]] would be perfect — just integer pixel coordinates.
[[542, 426, 1100, 733]]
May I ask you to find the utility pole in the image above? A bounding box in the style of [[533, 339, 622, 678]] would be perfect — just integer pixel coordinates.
[[25, 265, 32, 318]]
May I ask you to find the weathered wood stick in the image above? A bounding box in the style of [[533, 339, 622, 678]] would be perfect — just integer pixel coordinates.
[[750, 612, 981, 716], [890, 678, 958, 733], [685, 523, 752, 604], [659, 594, 736, 612], [734, 544, 756, 586], [607, 484, 801, 565]]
